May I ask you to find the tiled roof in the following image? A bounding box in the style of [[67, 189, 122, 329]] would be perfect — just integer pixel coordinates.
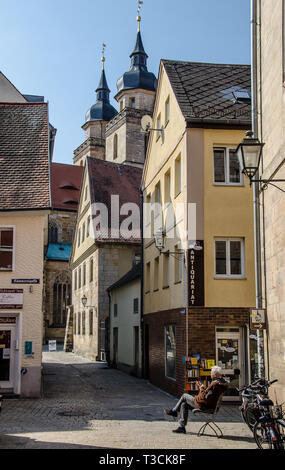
[[87, 157, 142, 244], [162, 60, 251, 125], [107, 262, 141, 291], [0, 103, 50, 210], [51, 162, 83, 211]]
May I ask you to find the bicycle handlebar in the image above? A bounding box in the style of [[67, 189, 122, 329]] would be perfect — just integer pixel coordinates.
[[238, 378, 278, 394]]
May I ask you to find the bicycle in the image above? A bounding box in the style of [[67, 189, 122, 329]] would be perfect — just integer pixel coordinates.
[[238, 378, 278, 432], [253, 398, 285, 450]]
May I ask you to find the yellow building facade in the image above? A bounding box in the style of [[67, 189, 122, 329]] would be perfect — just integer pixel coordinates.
[[142, 60, 256, 397]]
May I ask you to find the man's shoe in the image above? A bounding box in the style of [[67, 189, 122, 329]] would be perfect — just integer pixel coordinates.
[[172, 426, 186, 434], [164, 408, 177, 417]]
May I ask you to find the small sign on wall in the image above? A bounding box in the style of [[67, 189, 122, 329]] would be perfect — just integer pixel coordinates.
[[48, 340, 57, 352], [0, 289, 23, 309], [250, 308, 266, 330], [24, 341, 34, 358]]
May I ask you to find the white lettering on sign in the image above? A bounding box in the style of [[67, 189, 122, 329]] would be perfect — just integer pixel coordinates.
[[190, 250, 195, 305]]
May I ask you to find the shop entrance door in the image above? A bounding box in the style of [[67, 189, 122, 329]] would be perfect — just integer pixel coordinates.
[[216, 327, 244, 401], [0, 326, 15, 389]]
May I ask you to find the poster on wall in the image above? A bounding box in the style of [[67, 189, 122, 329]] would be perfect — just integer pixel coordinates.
[[0, 289, 23, 309], [188, 241, 204, 306]]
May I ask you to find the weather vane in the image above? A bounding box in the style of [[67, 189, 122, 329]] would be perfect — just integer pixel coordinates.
[[101, 42, 106, 69], [137, 0, 143, 32]]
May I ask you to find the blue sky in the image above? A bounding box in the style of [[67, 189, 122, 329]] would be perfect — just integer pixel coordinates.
[[0, 0, 251, 164]]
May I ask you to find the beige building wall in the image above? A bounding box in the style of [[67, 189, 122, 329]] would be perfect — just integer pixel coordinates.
[[0, 212, 47, 397], [203, 129, 256, 308], [0, 72, 27, 103], [256, 0, 285, 402], [143, 64, 187, 314], [109, 278, 142, 375]]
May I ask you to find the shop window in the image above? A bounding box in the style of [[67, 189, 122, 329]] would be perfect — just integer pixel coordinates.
[[165, 325, 176, 380], [0, 228, 14, 271]]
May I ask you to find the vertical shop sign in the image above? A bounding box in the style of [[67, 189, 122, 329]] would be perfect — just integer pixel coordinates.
[[188, 241, 204, 306]]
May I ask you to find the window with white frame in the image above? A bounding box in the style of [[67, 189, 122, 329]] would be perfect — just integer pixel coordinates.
[[214, 147, 242, 185], [0, 227, 14, 270], [215, 238, 245, 278]]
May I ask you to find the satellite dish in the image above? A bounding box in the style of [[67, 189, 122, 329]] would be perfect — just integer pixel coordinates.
[[141, 114, 153, 132]]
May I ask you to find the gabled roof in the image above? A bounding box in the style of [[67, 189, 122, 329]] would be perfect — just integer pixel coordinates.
[[0, 102, 50, 210], [162, 60, 251, 126], [51, 162, 83, 211], [107, 262, 141, 291], [87, 157, 142, 244]]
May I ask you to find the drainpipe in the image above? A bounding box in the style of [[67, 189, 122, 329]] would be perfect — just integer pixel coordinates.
[[251, 0, 265, 378], [140, 187, 145, 379]]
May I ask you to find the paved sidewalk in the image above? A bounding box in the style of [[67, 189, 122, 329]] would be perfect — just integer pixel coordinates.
[[0, 350, 256, 449]]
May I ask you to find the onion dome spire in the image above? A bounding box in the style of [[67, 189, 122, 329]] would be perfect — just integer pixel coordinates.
[[116, 2, 157, 94], [85, 43, 117, 122]]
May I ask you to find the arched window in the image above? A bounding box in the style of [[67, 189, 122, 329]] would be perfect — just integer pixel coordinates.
[[49, 218, 62, 244], [52, 272, 71, 327], [113, 134, 118, 159]]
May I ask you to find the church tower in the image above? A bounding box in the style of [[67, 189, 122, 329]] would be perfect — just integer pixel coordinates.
[[73, 46, 117, 166], [105, 4, 157, 167]]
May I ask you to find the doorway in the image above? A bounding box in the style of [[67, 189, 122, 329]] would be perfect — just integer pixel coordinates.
[[216, 327, 245, 400], [0, 326, 15, 389]]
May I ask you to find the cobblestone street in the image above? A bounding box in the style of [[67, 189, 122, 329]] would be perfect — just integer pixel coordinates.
[[0, 350, 256, 449]]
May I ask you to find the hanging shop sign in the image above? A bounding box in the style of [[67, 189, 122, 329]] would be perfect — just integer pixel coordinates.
[[188, 241, 204, 306], [0, 289, 23, 309], [250, 308, 266, 330]]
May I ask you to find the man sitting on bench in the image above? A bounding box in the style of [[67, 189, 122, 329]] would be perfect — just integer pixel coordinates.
[[164, 365, 228, 434]]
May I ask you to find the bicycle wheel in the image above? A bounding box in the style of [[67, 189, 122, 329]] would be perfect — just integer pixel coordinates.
[[253, 422, 273, 449], [244, 406, 260, 432]]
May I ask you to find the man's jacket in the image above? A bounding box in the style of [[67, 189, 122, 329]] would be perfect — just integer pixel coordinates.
[[193, 378, 228, 410]]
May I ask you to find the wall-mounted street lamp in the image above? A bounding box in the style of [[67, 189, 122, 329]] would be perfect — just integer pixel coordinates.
[[81, 295, 96, 310], [235, 131, 285, 191]]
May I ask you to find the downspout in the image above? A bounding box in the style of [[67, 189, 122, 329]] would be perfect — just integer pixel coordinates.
[[251, 0, 265, 377]]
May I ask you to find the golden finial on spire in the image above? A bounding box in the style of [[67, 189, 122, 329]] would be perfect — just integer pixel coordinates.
[[101, 43, 106, 70], [137, 0, 143, 32]]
